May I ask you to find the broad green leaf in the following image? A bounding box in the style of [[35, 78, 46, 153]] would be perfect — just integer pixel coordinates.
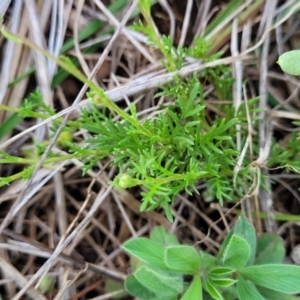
[[258, 286, 300, 300], [150, 226, 179, 246], [122, 238, 168, 270], [205, 279, 223, 300], [220, 234, 251, 269], [217, 231, 233, 262], [240, 264, 300, 293], [180, 275, 202, 300], [125, 274, 157, 300], [255, 233, 285, 264], [222, 286, 239, 300], [164, 245, 200, 274], [199, 251, 216, 271], [135, 266, 183, 296], [233, 215, 256, 265], [278, 50, 300, 76], [236, 275, 265, 300]]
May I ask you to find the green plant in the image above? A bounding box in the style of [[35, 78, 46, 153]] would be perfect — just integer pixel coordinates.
[[0, 13, 244, 220], [122, 215, 300, 300], [1, 1, 300, 222]]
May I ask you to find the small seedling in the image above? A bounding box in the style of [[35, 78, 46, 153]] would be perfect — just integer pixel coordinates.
[[122, 215, 300, 300]]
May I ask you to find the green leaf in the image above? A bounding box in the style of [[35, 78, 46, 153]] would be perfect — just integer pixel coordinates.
[[150, 226, 179, 246], [180, 275, 202, 300], [217, 231, 233, 262], [183, 82, 200, 118], [0, 113, 22, 140], [184, 105, 205, 118], [255, 233, 285, 264], [135, 266, 183, 296], [167, 110, 180, 126], [278, 50, 300, 76], [164, 245, 200, 274], [199, 251, 216, 271], [258, 286, 300, 300], [207, 142, 223, 154], [236, 275, 265, 300], [205, 0, 244, 36], [233, 215, 256, 266], [218, 118, 238, 133], [211, 278, 235, 288], [122, 238, 168, 271], [219, 234, 251, 269], [125, 274, 157, 300], [173, 135, 194, 146], [205, 279, 223, 300], [209, 267, 234, 277], [240, 264, 300, 294]]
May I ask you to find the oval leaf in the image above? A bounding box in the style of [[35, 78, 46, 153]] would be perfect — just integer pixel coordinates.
[[236, 275, 265, 300], [220, 234, 251, 269], [135, 266, 183, 296], [164, 245, 200, 274], [278, 50, 300, 76], [122, 238, 168, 270], [233, 215, 256, 265], [125, 274, 157, 300], [150, 226, 179, 246], [240, 264, 300, 294], [255, 233, 285, 264]]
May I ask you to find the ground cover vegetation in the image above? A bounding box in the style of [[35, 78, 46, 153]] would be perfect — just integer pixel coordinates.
[[0, 0, 300, 299]]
